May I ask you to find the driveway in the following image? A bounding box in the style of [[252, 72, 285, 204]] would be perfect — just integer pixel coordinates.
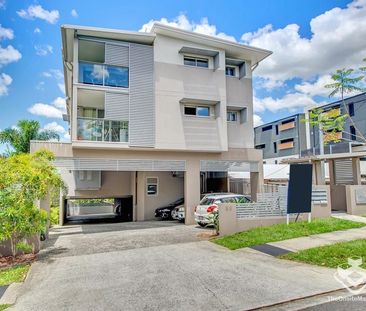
[[10, 221, 344, 311]]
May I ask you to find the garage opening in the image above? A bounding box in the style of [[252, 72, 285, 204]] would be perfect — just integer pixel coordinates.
[[65, 196, 133, 224]]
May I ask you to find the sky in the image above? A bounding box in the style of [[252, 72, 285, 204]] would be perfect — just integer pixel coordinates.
[[0, 0, 366, 151]]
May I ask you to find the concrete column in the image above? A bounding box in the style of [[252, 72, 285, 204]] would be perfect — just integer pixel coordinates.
[[227, 177, 231, 193], [136, 172, 145, 221], [250, 172, 259, 202], [328, 160, 335, 185], [313, 161, 325, 185], [352, 158, 361, 185], [184, 159, 201, 225], [130, 171, 137, 221]]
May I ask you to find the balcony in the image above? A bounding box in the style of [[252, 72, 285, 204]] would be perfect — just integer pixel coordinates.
[[78, 62, 129, 88], [77, 117, 128, 143], [279, 121, 295, 131], [278, 140, 294, 150]]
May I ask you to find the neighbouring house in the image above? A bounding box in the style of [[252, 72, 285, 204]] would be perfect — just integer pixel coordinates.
[[254, 113, 307, 164], [30, 23, 271, 225]]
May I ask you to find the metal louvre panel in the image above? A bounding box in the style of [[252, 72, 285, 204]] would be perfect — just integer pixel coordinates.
[[183, 118, 220, 150], [200, 160, 252, 172], [105, 44, 129, 67], [105, 92, 129, 120], [54, 158, 185, 171], [129, 43, 155, 147], [334, 159, 353, 184]]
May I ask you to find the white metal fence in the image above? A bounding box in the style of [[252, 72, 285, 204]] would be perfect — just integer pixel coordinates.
[[236, 186, 328, 219]]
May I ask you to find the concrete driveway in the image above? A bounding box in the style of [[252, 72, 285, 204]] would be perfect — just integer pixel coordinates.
[[10, 221, 344, 311]]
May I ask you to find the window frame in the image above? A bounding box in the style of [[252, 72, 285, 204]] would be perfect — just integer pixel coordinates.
[[227, 111, 238, 122], [146, 177, 159, 196], [184, 105, 211, 118], [183, 56, 209, 69], [225, 66, 236, 77]]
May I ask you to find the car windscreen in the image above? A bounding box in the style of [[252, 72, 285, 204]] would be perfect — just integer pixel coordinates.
[[199, 198, 215, 205]]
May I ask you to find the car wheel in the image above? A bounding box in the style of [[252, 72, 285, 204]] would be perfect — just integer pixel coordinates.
[[198, 222, 206, 227]]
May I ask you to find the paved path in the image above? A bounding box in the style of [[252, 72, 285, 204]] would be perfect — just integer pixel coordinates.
[[8, 221, 345, 311], [268, 227, 366, 252], [332, 213, 366, 224]]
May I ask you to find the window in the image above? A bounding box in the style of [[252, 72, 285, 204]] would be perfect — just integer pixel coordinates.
[[184, 106, 210, 117], [262, 125, 273, 132], [275, 125, 279, 135], [225, 66, 235, 76], [255, 144, 265, 149], [227, 111, 237, 122], [79, 62, 129, 88], [350, 125, 356, 140], [146, 177, 158, 196], [184, 56, 208, 68], [282, 118, 295, 125], [349, 103, 354, 116], [273, 142, 277, 153]]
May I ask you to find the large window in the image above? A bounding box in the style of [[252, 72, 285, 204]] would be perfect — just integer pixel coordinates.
[[184, 56, 209, 68], [184, 106, 210, 117], [79, 62, 129, 88], [349, 103, 355, 116], [146, 177, 158, 196]]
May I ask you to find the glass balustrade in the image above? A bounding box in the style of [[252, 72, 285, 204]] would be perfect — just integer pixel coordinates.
[[78, 62, 129, 88], [77, 117, 128, 142]]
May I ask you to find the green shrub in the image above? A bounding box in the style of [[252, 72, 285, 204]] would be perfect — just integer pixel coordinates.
[[50, 207, 59, 226]]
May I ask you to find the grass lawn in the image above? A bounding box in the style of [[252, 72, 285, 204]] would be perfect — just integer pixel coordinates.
[[0, 264, 30, 286], [0, 305, 10, 311], [281, 239, 366, 269], [213, 217, 366, 250]]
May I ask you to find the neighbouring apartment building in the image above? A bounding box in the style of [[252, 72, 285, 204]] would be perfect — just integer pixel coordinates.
[[31, 24, 271, 225], [254, 92, 366, 164], [304, 92, 366, 156], [254, 113, 307, 164]]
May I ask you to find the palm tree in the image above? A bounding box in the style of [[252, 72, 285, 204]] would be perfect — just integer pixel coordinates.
[[325, 68, 366, 143], [0, 120, 60, 154]]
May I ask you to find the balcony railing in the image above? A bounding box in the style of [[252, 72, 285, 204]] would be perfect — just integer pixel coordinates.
[[78, 61, 129, 88], [77, 117, 128, 143]]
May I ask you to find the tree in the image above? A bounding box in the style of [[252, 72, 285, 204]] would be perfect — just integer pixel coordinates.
[[0, 120, 60, 155], [0, 150, 65, 257], [325, 68, 366, 143]]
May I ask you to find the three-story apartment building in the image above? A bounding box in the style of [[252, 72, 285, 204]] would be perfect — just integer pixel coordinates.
[[254, 113, 307, 163], [31, 23, 271, 225]]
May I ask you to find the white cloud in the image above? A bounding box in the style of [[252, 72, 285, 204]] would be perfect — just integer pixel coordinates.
[[71, 9, 78, 18], [294, 75, 334, 97], [42, 69, 63, 80], [43, 122, 66, 133], [253, 114, 264, 127], [51, 97, 66, 110], [17, 5, 59, 24], [36, 81, 45, 91], [0, 45, 21, 66], [34, 27, 41, 34], [0, 25, 14, 40], [140, 14, 236, 42], [28, 96, 66, 118], [28, 103, 63, 118], [254, 93, 322, 113], [58, 83, 65, 95], [34, 44, 53, 56], [0, 72, 12, 96], [242, 0, 366, 83]]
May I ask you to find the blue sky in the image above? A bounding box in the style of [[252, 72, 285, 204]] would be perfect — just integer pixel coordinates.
[[0, 0, 365, 150]]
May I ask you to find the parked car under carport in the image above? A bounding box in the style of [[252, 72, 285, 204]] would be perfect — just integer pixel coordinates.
[[154, 198, 184, 220]]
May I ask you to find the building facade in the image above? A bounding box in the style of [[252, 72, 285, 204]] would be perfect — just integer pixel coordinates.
[[31, 24, 271, 225], [254, 113, 307, 163]]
